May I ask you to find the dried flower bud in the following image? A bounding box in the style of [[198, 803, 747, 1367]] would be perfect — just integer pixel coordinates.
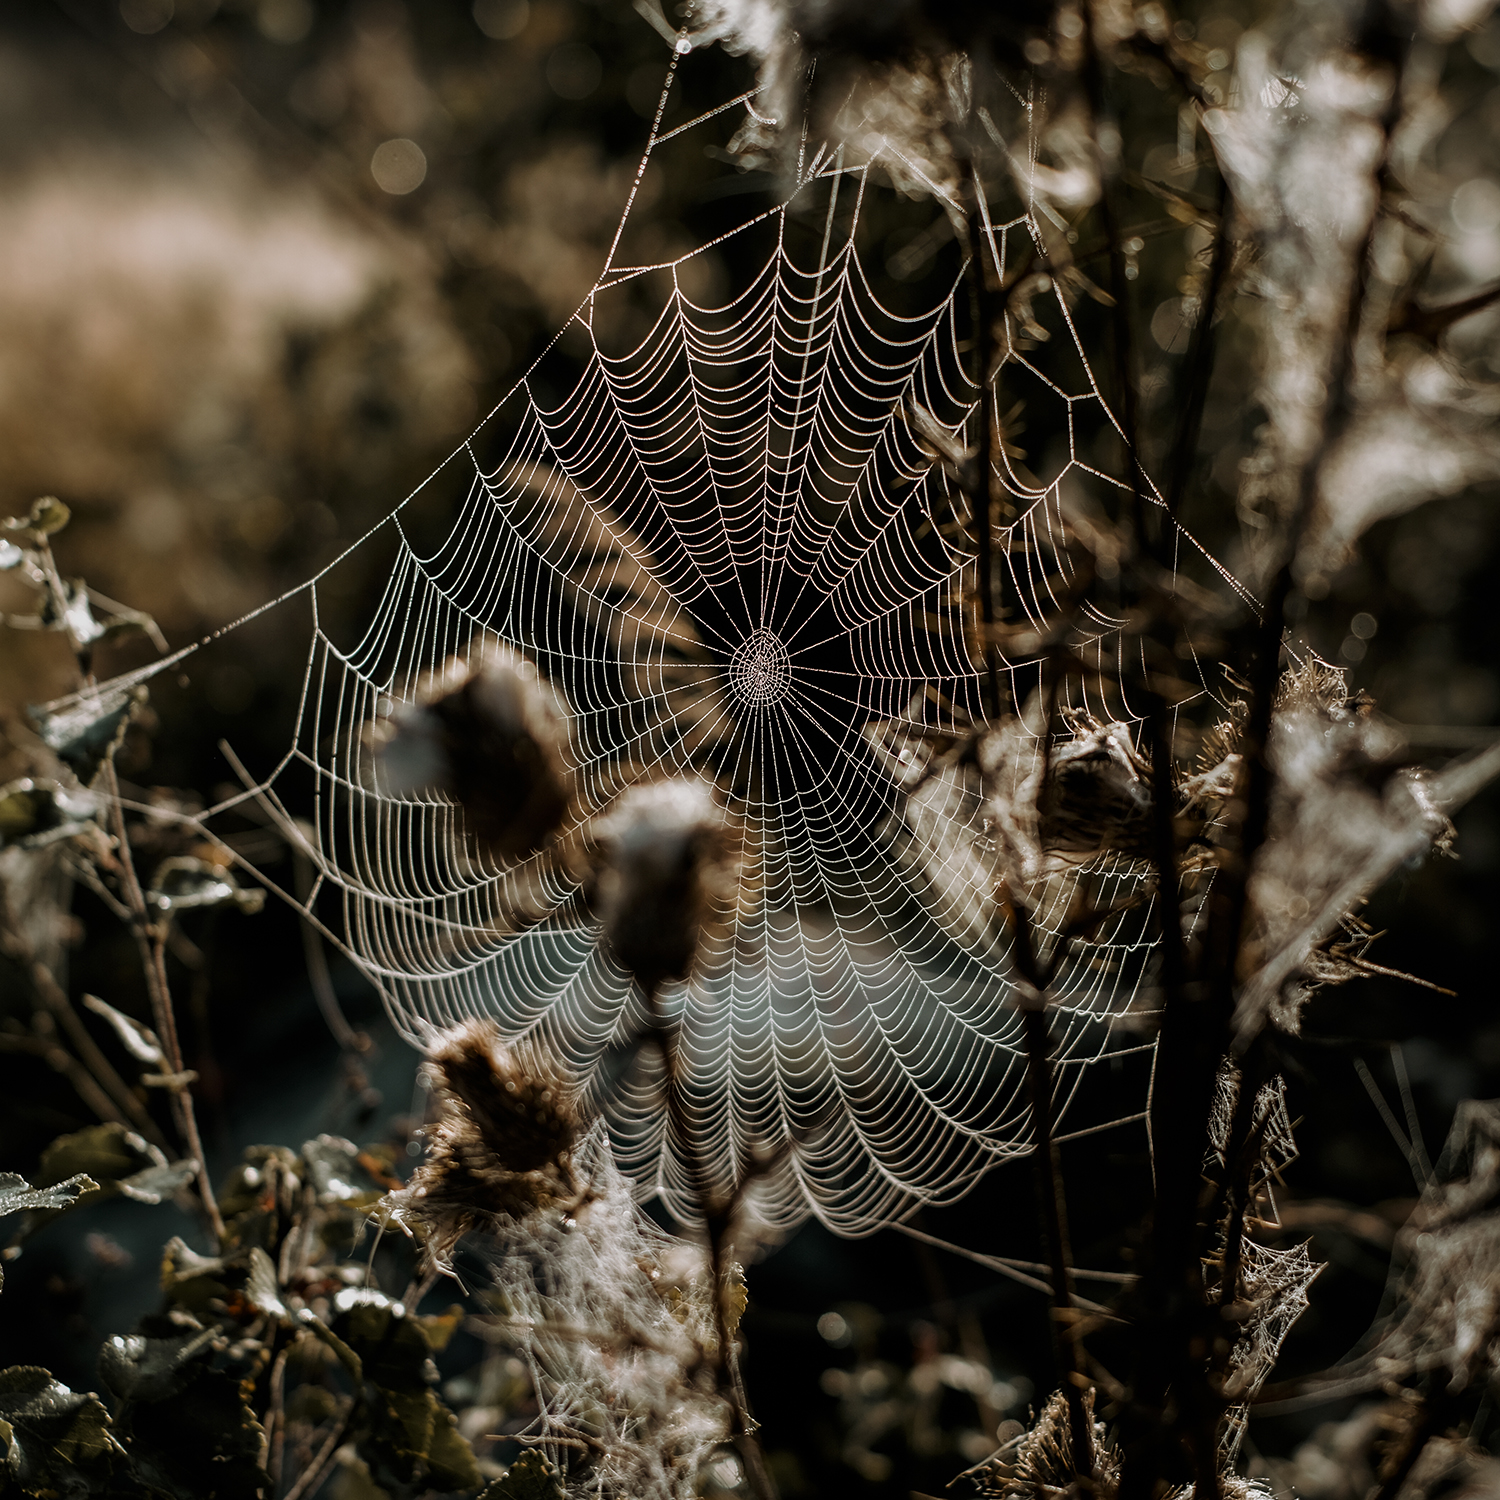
[[398, 1021, 580, 1270], [594, 779, 733, 995], [377, 647, 569, 860]]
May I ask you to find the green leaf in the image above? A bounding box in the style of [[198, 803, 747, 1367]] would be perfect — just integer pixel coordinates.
[[27, 496, 71, 536], [421, 1399, 481, 1492], [415, 1305, 466, 1353], [478, 1449, 565, 1500], [116, 1363, 267, 1500], [0, 1172, 99, 1219], [296, 1311, 364, 1383], [0, 1366, 122, 1498]]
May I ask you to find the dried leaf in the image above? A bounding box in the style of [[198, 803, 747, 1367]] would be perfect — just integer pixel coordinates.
[[97, 1327, 218, 1404], [0, 1366, 121, 1498], [38, 1124, 156, 1204], [115, 1362, 267, 1500], [28, 685, 143, 783], [0, 778, 101, 850], [81, 995, 163, 1066], [118, 1159, 198, 1205], [0, 1172, 99, 1219]]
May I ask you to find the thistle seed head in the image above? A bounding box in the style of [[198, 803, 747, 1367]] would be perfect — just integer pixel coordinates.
[[399, 1020, 580, 1270], [378, 646, 570, 860], [593, 779, 733, 995], [1038, 716, 1155, 861]]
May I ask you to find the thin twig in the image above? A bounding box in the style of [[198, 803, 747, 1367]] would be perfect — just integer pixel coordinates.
[[0, 910, 169, 1150], [1004, 895, 1096, 1476], [644, 989, 779, 1500], [280, 1398, 355, 1500], [99, 759, 224, 1245], [1164, 168, 1235, 520], [963, 154, 1006, 720]]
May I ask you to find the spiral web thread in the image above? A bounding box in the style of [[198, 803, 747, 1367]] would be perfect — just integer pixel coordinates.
[[79, 50, 1250, 1236]]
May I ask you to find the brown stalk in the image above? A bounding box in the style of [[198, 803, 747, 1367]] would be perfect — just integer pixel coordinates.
[[261, 1338, 291, 1490], [1077, 12, 1221, 1500], [643, 986, 779, 1500], [1006, 898, 1096, 1479], [0, 911, 169, 1151], [962, 154, 1006, 721], [1164, 169, 1235, 522], [1126, 22, 1414, 1500], [280, 1397, 354, 1500], [959, 138, 1099, 1472], [100, 758, 224, 1245]]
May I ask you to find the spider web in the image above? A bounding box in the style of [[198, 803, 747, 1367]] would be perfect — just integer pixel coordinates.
[[75, 51, 1246, 1236]]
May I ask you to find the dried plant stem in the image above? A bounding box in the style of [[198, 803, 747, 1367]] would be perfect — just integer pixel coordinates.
[[100, 759, 224, 1245], [1369, 1387, 1447, 1500], [644, 988, 779, 1500], [963, 156, 1005, 719], [280, 1397, 354, 1500], [1164, 169, 1234, 521], [965, 160, 1095, 1468], [1007, 902, 1094, 1478], [266, 1340, 290, 1490], [1082, 5, 1144, 542], [0, 909, 169, 1150]]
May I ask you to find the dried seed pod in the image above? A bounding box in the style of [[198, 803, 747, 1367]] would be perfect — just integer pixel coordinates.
[[377, 647, 569, 860], [594, 779, 732, 995], [429, 1020, 579, 1178], [1037, 717, 1154, 861], [399, 1021, 580, 1270]]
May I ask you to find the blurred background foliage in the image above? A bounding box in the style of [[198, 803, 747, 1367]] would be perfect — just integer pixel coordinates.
[[0, 0, 1499, 1495]]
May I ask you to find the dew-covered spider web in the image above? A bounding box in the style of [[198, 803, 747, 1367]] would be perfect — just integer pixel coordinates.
[[74, 50, 1250, 1236]]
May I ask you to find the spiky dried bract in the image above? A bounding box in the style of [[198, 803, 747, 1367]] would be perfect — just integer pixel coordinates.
[[397, 1021, 581, 1272], [482, 1125, 733, 1498], [378, 646, 570, 860], [1228, 661, 1453, 1036], [965, 1387, 1277, 1500], [981, 711, 1156, 877], [964, 1389, 1119, 1499], [593, 779, 733, 995]]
